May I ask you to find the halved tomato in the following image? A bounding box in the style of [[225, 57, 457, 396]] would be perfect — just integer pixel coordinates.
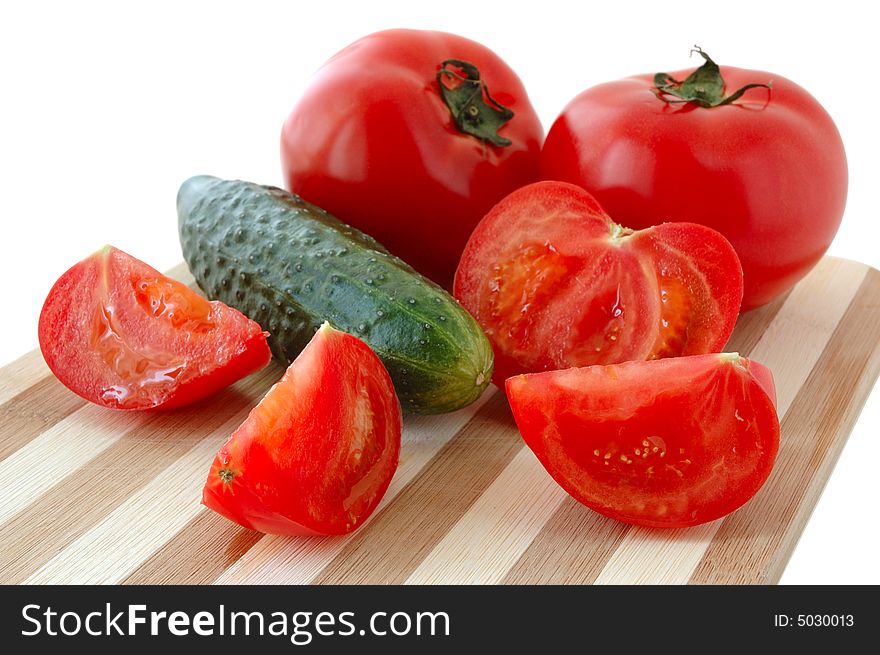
[[506, 353, 780, 528], [202, 323, 401, 536], [38, 246, 270, 410], [454, 181, 743, 383]]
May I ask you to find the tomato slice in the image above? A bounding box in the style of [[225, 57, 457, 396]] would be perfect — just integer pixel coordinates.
[[506, 353, 780, 528], [454, 181, 743, 383], [202, 323, 401, 536], [38, 246, 270, 410]]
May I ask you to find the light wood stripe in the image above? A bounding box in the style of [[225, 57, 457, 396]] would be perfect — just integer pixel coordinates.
[[724, 289, 791, 354], [593, 257, 867, 584], [0, 376, 85, 461], [690, 268, 880, 583], [312, 392, 521, 584], [494, 277, 792, 585], [0, 350, 49, 406], [594, 522, 721, 585], [214, 389, 495, 585], [122, 510, 262, 585], [405, 446, 568, 584], [0, 374, 272, 584]]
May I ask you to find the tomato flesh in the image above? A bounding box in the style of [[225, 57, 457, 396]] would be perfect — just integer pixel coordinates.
[[38, 246, 270, 410], [454, 181, 743, 383], [202, 323, 401, 536], [651, 275, 693, 358], [506, 353, 780, 528]]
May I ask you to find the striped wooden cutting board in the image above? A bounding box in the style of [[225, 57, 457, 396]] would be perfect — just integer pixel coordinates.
[[2, 256, 879, 585]]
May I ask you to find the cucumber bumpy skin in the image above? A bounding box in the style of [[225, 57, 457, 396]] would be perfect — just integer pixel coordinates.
[[177, 175, 493, 414]]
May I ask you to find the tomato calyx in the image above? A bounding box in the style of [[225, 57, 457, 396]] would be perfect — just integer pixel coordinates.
[[653, 46, 772, 108], [437, 59, 514, 147], [608, 222, 633, 241]]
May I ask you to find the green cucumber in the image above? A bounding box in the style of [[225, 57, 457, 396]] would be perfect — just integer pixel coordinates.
[[177, 175, 493, 414]]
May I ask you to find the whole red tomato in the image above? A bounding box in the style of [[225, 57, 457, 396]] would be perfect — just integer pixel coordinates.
[[540, 48, 847, 310], [281, 29, 544, 288]]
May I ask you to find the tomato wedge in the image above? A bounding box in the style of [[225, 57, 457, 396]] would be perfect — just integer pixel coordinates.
[[454, 181, 743, 383], [202, 323, 401, 536], [506, 354, 780, 528], [38, 246, 270, 410]]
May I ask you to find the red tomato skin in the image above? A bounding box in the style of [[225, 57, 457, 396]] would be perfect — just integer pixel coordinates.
[[454, 181, 743, 384], [541, 66, 847, 310], [281, 29, 544, 288], [506, 354, 780, 528], [202, 324, 401, 537], [38, 247, 270, 410]]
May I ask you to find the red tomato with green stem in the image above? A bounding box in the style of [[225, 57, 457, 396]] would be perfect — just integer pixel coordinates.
[[506, 353, 780, 528], [281, 29, 544, 289], [454, 181, 743, 383], [540, 47, 847, 310], [202, 323, 401, 536], [38, 246, 270, 410]]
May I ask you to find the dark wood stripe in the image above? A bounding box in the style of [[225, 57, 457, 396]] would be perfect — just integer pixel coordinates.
[[0, 378, 266, 585], [690, 268, 880, 584], [313, 392, 522, 584], [501, 497, 630, 584], [122, 509, 262, 585], [0, 376, 85, 461]]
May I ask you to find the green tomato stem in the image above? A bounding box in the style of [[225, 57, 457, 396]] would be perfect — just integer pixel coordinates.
[[437, 59, 514, 147], [653, 46, 772, 108]]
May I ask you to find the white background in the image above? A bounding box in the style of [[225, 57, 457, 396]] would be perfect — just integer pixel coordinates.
[[2, 0, 877, 584]]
